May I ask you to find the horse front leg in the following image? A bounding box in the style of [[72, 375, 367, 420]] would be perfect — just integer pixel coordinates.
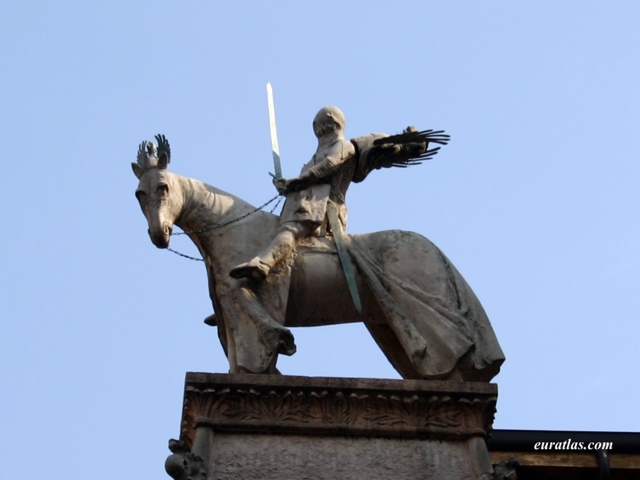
[[213, 285, 294, 374], [204, 312, 239, 374], [224, 325, 239, 374]]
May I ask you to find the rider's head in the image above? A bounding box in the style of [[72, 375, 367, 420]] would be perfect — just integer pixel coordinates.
[[313, 106, 346, 138]]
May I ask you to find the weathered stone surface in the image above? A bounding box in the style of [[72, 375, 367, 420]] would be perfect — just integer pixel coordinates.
[[132, 133, 504, 380], [171, 373, 498, 479], [208, 433, 483, 480]]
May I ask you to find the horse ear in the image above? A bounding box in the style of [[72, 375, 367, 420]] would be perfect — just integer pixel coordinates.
[[131, 162, 143, 179]]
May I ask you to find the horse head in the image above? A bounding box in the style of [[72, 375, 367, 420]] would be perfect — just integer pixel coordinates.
[[132, 134, 182, 249]]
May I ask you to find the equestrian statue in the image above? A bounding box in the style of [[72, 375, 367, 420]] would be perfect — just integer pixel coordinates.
[[132, 100, 504, 382]]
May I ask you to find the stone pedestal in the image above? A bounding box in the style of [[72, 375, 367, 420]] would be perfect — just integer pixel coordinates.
[[165, 373, 498, 480]]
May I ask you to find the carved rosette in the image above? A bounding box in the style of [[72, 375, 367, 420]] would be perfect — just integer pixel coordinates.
[[179, 374, 497, 449]]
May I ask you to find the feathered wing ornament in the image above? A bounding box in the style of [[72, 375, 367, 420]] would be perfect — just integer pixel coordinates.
[[155, 134, 171, 167], [131, 139, 157, 177], [351, 127, 450, 183], [371, 127, 450, 167], [136, 141, 148, 166], [131, 134, 170, 178]]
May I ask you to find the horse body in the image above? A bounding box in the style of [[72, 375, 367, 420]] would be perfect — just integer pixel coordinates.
[[135, 164, 504, 380]]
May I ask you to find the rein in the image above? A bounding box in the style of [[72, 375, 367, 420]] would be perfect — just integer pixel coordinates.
[[167, 194, 283, 262]]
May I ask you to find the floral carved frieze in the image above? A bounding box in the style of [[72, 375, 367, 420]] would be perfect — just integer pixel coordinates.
[[179, 374, 497, 447]]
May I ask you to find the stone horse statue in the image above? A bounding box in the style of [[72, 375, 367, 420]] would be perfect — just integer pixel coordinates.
[[132, 135, 504, 381]]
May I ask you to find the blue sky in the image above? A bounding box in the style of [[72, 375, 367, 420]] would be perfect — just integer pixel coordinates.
[[2, 2, 639, 478]]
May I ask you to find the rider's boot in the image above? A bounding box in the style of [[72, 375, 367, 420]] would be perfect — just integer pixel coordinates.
[[229, 224, 307, 281], [229, 256, 272, 281]]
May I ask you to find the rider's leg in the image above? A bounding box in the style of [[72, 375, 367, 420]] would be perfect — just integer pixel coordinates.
[[229, 222, 311, 280]]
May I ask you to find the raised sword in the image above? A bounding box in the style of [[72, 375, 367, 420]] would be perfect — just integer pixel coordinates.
[[266, 82, 282, 179]]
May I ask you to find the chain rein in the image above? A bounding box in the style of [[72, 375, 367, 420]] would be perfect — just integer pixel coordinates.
[[167, 194, 283, 262]]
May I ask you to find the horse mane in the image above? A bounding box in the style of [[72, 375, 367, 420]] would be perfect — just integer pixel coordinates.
[[172, 172, 280, 237]]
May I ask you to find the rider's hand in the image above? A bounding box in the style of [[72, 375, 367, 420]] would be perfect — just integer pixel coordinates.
[[285, 177, 304, 193], [273, 177, 287, 195]]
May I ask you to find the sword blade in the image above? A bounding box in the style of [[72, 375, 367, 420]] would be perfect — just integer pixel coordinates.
[[266, 82, 282, 178]]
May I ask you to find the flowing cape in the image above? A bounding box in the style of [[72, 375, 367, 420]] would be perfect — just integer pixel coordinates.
[[347, 230, 504, 381]]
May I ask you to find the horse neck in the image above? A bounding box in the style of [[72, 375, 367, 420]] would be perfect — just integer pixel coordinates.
[[173, 174, 257, 234]]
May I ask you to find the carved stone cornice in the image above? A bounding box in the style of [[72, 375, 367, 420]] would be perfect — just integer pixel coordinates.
[[179, 373, 497, 449]]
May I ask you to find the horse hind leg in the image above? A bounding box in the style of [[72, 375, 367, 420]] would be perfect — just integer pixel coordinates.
[[363, 322, 423, 380], [365, 321, 473, 381]]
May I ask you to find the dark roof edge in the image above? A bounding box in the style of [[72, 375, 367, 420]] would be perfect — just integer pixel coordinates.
[[489, 429, 640, 454]]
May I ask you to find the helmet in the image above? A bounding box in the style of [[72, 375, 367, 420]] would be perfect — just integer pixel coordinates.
[[313, 106, 346, 132]]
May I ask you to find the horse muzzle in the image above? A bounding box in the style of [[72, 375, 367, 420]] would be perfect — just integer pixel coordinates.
[[148, 225, 172, 249]]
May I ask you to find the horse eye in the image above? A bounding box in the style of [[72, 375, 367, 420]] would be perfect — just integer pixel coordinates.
[[135, 190, 146, 201], [157, 184, 169, 195]]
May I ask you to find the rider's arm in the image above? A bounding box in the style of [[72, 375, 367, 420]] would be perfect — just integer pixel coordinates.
[[287, 140, 355, 191]]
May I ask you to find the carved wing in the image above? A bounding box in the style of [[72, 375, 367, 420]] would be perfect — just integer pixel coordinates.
[[137, 141, 148, 166], [370, 128, 450, 168], [352, 128, 450, 183], [155, 134, 171, 165]]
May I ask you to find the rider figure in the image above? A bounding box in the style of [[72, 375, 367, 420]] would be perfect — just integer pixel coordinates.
[[230, 106, 355, 281]]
